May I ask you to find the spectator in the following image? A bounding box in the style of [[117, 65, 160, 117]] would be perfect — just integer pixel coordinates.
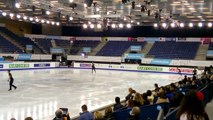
[[154, 83, 160, 92], [10, 118, 16, 120], [79, 104, 94, 120], [104, 106, 115, 120], [113, 97, 124, 111], [156, 92, 169, 104], [127, 106, 140, 120], [146, 90, 153, 104], [94, 111, 104, 120], [125, 88, 134, 101], [133, 93, 144, 107], [25, 117, 33, 120], [176, 90, 209, 120], [142, 93, 150, 105], [53, 108, 71, 120], [126, 99, 134, 109]]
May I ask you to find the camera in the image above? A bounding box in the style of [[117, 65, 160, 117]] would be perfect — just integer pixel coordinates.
[[60, 108, 68, 115]]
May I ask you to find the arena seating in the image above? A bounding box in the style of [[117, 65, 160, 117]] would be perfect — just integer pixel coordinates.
[[0, 27, 43, 54], [208, 43, 213, 50], [0, 35, 22, 53], [34, 38, 52, 53], [55, 39, 71, 47], [147, 41, 200, 59], [70, 40, 100, 55], [96, 41, 146, 56]]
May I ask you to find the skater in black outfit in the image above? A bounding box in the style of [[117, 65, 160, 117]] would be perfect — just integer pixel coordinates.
[[177, 67, 182, 76], [8, 70, 17, 91], [92, 63, 96, 73]]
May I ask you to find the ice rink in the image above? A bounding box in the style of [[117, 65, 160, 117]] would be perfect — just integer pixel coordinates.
[[0, 68, 184, 120]]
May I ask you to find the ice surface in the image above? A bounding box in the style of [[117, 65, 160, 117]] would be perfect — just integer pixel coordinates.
[[0, 68, 184, 120]]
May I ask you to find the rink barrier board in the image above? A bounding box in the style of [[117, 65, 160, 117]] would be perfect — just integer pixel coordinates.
[[0, 53, 212, 67], [73, 63, 194, 75], [71, 67, 193, 75], [0, 62, 59, 70], [68, 55, 212, 67]]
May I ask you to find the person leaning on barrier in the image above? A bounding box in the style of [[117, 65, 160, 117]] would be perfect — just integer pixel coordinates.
[[53, 108, 71, 120]]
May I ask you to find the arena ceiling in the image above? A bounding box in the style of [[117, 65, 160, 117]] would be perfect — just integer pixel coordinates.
[[0, 0, 212, 27]]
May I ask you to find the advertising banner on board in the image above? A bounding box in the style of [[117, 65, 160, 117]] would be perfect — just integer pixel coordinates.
[[17, 54, 32, 60], [0, 64, 3, 68], [137, 66, 163, 72], [130, 46, 141, 51], [9, 64, 30, 68], [34, 63, 50, 67], [150, 59, 171, 65]]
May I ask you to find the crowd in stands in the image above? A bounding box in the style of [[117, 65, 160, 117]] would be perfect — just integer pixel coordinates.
[[9, 65, 213, 120]]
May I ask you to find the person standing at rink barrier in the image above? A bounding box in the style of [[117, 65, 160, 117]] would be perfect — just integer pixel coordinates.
[[193, 67, 198, 76], [92, 62, 96, 73], [177, 67, 182, 76], [8, 70, 17, 91]]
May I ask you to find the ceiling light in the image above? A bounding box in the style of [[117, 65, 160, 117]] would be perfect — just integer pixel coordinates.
[[2, 12, 7, 16], [154, 23, 158, 27], [90, 24, 94, 29], [29, 17, 34, 21], [131, 20, 134, 23], [84, 3, 87, 7], [198, 22, 203, 27], [15, 3, 20, 8], [97, 24, 101, 29], [69, 17, 73, 21], [180, 23, 184, 28], [23, 16, 27, 20], [189, 23, 193, 27], [46, 11, 50, 15], [162, 23, 167, 28], [170, 23, 175, 28], [69, 0, 73, 2], [124, 17, 127, 21], [51, 21, 55, 25], [119, 23, 124, 28], [56, 22, 60, 26], [126, 23, 131, 28], [83, 24, 88, 29], [16, 14, 21, 19], [208, 23, 212, 27], [111, 24, 116, 28], [41, 20, 45, 23], [137, 22, 140, 25], [46, 20, 50, 24], [96, 8, 100, 12], [88, 21, 91, 24], [35, 18, 39, 22], [9, 13, 14, 17]]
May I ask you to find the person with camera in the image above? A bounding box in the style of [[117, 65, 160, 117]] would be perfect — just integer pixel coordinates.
[[53, 108, 71, 120]]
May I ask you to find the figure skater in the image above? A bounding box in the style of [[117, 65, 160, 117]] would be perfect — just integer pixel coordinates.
[[92, 63, 96, 73], [8, 70, 17, 91], [177, 67, 182, 76]]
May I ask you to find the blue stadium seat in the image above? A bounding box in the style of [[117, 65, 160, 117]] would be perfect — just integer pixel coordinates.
[[147, 41, 200, 59], [113, 102, 169, 120]]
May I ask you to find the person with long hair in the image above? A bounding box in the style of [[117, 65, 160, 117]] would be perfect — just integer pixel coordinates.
[[176, 90, 209, 120]]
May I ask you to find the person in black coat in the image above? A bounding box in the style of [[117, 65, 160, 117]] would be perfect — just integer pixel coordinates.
[[8, 70, 17, 91]]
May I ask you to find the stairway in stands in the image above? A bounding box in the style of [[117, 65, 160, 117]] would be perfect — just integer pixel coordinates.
[[141, 42, 154, 58], [194, 44, 209, 60], [89, 41, 108, 56], [0, 31, 24, 51]]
